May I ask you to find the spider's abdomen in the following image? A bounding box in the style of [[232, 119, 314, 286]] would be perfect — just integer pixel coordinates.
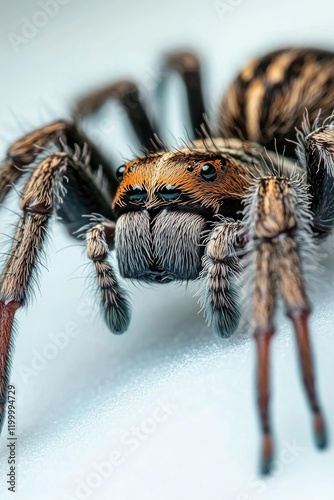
[[219, 47, 334, 158]]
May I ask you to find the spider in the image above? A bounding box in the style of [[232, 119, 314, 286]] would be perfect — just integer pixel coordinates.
[[0, 46, 333, 475]]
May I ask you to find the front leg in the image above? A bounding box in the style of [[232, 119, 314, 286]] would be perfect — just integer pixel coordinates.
[[0, 153, 128, 434], [86, 221, 130, 334], [200, 220, 243, 337], [245, 176, 327, 474]]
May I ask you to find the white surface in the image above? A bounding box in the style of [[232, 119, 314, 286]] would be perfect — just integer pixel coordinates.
[[0, 1, 334, 499]]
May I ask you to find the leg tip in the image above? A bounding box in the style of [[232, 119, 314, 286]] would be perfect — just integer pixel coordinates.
[[260, 458, 273, 476], [260, 433, 274, 475], [314, 412, 328, 449]]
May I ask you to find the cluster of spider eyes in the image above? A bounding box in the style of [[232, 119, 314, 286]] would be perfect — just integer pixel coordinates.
[[116, 160, 224, 183], [114, 159, 226, 202]]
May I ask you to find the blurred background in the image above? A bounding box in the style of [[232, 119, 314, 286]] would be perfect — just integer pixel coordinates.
[[1, 0, 334, 499]]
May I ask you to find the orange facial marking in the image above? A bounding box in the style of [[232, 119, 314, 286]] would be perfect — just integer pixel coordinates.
[[112, 155, 161, 208], [113, 150, 253, 213]]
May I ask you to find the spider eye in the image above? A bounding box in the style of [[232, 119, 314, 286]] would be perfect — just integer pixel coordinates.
[[158, 185, 181, 200], [127, 187, 147, 201], [116, 165, 126, 181], [200, 163, 217, 181]]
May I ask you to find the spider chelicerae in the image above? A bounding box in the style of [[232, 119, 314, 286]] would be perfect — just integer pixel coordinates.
[[1, 47, 333, 474]]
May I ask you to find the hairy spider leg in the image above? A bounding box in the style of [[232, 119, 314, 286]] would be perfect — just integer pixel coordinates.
[[75, 81, 158, 152], [0, 120, 118, 207], [245, 176, 327, 474], [200, 221, 243, 338], [0, 152, 129, 433], [156, 51, 207, 140], [302, 125, 334, 236]]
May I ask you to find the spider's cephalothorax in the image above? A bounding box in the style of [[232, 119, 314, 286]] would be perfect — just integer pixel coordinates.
[[113, 140, 300, 284], [113, 146, 257, 282], [1, 47, 334, 474]]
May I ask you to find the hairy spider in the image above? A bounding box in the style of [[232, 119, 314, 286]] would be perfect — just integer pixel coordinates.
[[0, 47, 333, 474]]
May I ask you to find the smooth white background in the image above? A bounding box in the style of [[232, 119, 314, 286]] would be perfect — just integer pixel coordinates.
[[0, 0, 334, 499]]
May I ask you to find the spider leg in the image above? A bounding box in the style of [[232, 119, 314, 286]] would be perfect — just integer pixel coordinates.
[[75, 81, 157, 152], [0, 120, 118, 206], [0, 152, 126, 433], [158, 51, 207, 138], [200, 220, 243, 337], [86, 222, 130, 333], [74, 51, 206, 149], [299, 123, 334, 236], [245, 176, 327, 474]]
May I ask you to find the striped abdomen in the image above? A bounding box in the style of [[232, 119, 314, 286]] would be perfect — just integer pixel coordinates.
[[219, 47, 334, 158]]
